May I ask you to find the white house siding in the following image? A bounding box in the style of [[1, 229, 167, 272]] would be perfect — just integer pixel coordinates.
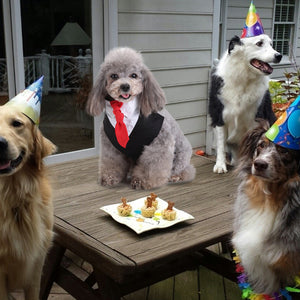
[[225, 0, 300, 79], [118, 0, 215, 149], [225, 0, 274, 44], [291, 1, 300, 76]]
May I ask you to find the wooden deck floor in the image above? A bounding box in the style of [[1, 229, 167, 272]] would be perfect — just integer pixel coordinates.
[[12, 154, 242, 300]]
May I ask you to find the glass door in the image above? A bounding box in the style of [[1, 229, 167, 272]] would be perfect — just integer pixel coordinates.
[[0, 4, 9, 104], [20, 0, 94, 154]]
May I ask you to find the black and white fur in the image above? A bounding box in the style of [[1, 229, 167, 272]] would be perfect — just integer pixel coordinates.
[[209, 34, 282, 173], [232, 120, 300, 294]]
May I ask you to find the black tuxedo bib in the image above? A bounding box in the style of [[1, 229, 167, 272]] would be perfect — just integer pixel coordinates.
[[103, 113, 164, 160]]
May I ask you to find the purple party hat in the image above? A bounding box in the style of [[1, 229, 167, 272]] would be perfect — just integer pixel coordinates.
[[241, 1, 264, 38]]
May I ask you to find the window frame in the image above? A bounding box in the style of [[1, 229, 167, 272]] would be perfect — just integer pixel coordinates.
[[272, 0, 299, 64]]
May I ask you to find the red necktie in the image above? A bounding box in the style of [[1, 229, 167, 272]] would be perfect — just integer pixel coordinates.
[[110, 100, 129, 148]]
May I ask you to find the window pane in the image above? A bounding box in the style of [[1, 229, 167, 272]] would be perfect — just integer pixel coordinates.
[[21, 0, 93, 154], [273, 24, 292, 55], [275, 0, 295, 22], [287, 4, 295, 22], [273, 0, 295, 56], [0, 5, 8, 104]]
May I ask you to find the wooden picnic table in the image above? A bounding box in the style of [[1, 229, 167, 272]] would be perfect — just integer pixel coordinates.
[[40, 155, 238, 300]]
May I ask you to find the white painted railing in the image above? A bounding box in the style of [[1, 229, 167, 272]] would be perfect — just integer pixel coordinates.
[[0, 49, 92, 95]]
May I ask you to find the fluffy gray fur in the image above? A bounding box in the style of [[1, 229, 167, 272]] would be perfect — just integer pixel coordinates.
[[86, 47, 195, 189]]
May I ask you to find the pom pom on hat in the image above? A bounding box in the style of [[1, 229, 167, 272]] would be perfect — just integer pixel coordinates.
[[5, 76, 43, 125], [241, 1, 264, 38], [266, 95, 300, 150]]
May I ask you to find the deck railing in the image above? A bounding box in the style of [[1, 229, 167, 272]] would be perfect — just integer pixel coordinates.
[[0, 49, 92, 95]]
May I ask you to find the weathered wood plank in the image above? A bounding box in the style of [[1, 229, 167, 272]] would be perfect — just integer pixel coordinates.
[[122, 288, 148, 300], [174, 269, 199, 300], [224, 278, 242, 300], [148, 277, 174, 300], [199, 266, 225, 300]]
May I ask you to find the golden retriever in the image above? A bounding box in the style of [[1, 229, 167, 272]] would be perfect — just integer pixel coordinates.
[[0, 105, 56, 300]]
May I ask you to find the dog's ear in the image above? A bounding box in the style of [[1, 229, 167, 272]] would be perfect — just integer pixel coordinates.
[[86, 67, 107, 116], [139, 67, 166, 117], [228, 35, 243, 54], [33, 127, 57, 170], [239, 119, 269, 159]]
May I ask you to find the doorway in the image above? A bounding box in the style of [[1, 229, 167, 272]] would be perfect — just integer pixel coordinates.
[[1, 0, 105, 162]]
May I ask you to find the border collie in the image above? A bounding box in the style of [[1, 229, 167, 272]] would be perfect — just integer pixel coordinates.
[[209, 34, 282, 173]]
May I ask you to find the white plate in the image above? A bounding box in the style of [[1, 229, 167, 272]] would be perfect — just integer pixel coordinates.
[[100, 197, 194, 234]]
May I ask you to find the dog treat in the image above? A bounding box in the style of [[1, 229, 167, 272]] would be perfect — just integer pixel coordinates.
[[117, 197, 132, 216], [141, 197, 156, 218], [144, 192, 158, 209], [162, 201, 176, 221]]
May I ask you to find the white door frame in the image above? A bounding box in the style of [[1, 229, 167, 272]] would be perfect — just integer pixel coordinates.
[[3, 0, 25, 98], [205, 0, 221, 155], [2, 0, 118, 164]]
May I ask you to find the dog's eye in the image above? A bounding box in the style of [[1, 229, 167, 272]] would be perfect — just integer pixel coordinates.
[[11, 120, 23, 128], [256, 41, 263, 47], [110, 74, 119, 80], [277, 145, 289, 154], [130, 73, 138, 79], [258, 141, 265, 148]]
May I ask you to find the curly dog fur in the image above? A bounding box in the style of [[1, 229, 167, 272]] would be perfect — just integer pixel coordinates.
[[86, 47, 195, 189]]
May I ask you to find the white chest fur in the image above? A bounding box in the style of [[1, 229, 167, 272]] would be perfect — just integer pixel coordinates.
[[105, 97, 140, 135], [233, 205, 276, 257], [232, 191, 283, 293], [216, 55, 269, 143]]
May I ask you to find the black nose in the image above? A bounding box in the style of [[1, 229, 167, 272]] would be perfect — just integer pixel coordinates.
[[120, 83, 130, 92], [0, 137, 8, 152], [274, 53, 282, 63], [254, 159, 268, 171]]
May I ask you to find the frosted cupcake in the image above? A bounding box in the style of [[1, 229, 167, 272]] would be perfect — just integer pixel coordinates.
[[162, 201, 176, 221], [117, 198, 132, 216], [141, 197, 156, 218], [144, 192, 158, 209]]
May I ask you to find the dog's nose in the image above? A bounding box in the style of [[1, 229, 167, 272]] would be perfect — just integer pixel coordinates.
[[274, 53, 282, 63], [254, 159, 268, 171], [120, 83, 130, 92], [0, 137, 8, 151]]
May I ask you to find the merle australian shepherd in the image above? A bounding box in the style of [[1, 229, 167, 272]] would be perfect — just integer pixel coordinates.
[[232, 119, 300, 295], [209, 34, 282, 173]]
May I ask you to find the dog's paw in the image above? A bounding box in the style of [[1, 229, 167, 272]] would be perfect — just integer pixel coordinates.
[[131, 177, 142, 189], [213, 162, 228, 174], [101, 175, 120, 186], [169, 175, 181, 182], [131, 177, 159, 190]]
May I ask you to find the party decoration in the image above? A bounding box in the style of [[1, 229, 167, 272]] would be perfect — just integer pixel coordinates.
[[6, 76, 44, 125], [233, 250, 299, 300], [241, 1, 265, 38], [266, 95, 300, 150]]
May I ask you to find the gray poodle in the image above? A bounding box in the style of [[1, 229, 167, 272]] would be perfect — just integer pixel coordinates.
[[86, 47, 195, 189]]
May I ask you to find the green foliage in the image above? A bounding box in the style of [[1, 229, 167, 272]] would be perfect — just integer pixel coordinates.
[[269, 71, 300, 104]]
